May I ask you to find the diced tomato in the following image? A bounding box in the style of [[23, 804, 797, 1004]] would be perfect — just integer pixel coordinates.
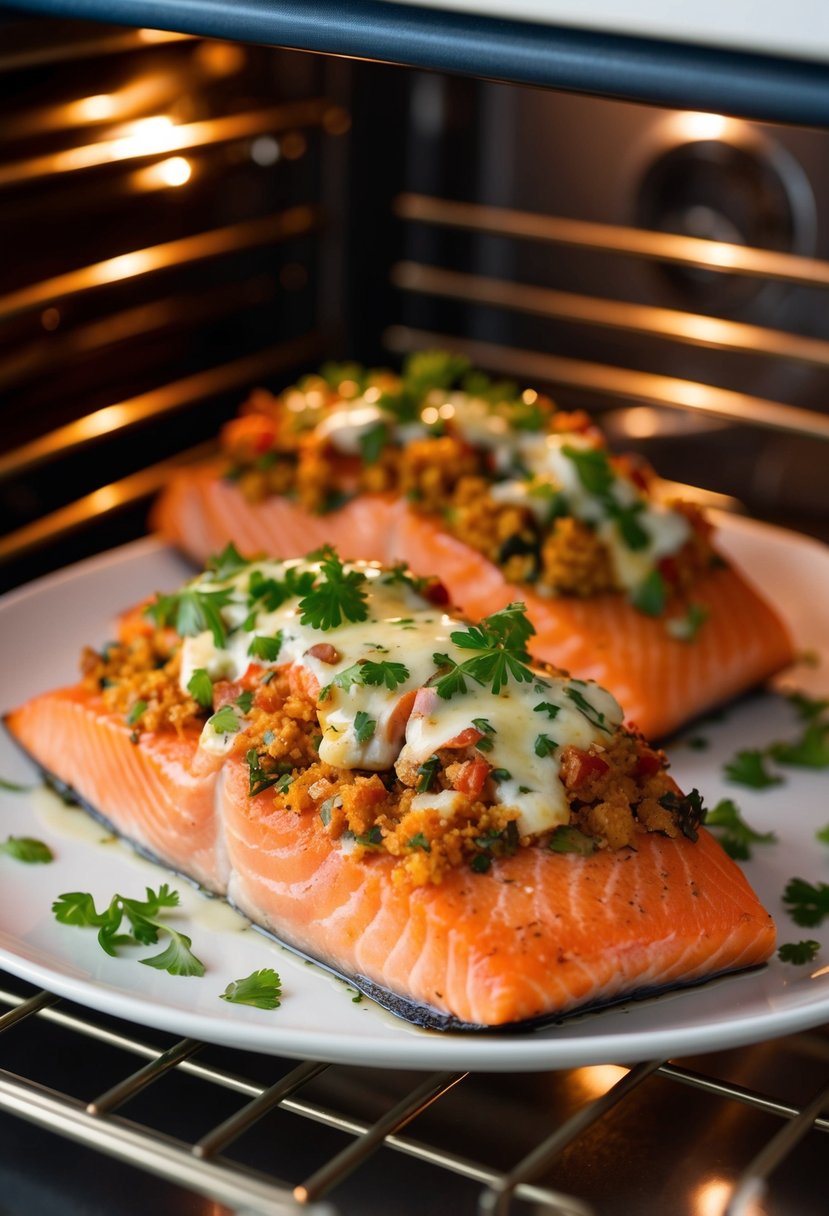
[[421, 578, 450, 606], [636, 747, 664, 778], [441, 726, 484, 750], [559, 746, 610, 789], [220, 413, 279, 458], [657, 556, 679, 586], [452, 757, 492, 796], [304, 643, 341, 664]]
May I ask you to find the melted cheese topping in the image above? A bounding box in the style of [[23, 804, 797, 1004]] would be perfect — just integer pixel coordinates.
[[177, 556, 623, 837]]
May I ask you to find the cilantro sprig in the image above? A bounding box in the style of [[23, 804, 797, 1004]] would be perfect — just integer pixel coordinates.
[[52, 885, 205, 976], [778, 940, 821, 965], [783, 878, 829, 928], [433, 603, 536, 699], [220, 968, 282, 1009], [724, 749, 783, 789], [322, 659, 410, 700]]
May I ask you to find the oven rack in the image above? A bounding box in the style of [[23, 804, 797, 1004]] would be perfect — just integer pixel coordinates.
[[2, 975, 828, 1216]]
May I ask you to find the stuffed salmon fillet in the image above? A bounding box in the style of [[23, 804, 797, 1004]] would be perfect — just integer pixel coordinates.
[[5, 548, 775, 1030], [152, 355, 794, 739]]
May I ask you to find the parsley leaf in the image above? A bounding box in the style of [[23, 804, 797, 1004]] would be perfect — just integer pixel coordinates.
[[297, 552, 369, 631], [534, 734, 557, 757], [407, 832, 431, 852], [248, 633, 283, 662], [704, 798, 777, 860], [220, 967, 282, 1009], [245, 749, 288, 797], [207, 705, 241, 734], [724, 749, 783, 789], [783, 878, 829, 927], [548, 826, 597, 855], [564, 686, 611, 733], [147, 586, 234, 648], [561, 444, 614, 495], [471, 718, 496, 735], [52, 885, 205, 977], [235, 691, 254, 714], [359, 421, 389, 465], [206, 542, 250, 581], [354, 711, 377, 744], [769, 721, 829, 769], [534, 702, 561, 721], [435, 603, 535, 699], [787, 692, 829, 721], [326, 659, 410, 697], [778, 940, 821, 965], [631, 570, 667, 617], [416, 755, 440, 792], [187, 668, 214, 709], [0, 835, 53, 864]]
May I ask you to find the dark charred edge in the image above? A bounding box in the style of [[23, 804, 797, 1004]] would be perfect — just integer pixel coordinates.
[[4, 725, 769, 1036]]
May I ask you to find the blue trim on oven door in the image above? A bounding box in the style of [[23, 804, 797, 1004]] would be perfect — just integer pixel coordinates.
[[3, 0, 829, 125]]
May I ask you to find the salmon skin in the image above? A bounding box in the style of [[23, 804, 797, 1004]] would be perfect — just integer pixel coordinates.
[[4, 551, 776, 1031], [152, 467, 794, 739]]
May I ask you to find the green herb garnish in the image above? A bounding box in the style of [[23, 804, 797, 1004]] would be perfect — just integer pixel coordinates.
[[126, 700, 147, 727], [354, 711, 377, 744], [235, 691, 254, 714], [298, 551, 369, 631], [631, 570, 667, 617], [769, 721, 829, 769], [407, 832, 431, 852], [146, 586, 234, 648], [548, 826, 596, 856], [52, 884, 205, 976], [561, 444, 614, 495], [658, 788, 705, 842], [206, 542, 250, 581], [220, 968, 282, 1009], [783, 878, 829, 928], [666, 603, 709, 642], [416, 755, 440, 793], [434, 603, 535, 699], [326, 659, 410, 698], [359, 421, 389, 465], [248, 633, 283, 662], [724, 749, 783, 789], [0, 836, 53, 864], [187, 668, 214, 709], [778, 940, 821, 965], [564, 687, 610, 733], [534, 734, 557, 758], [704, 798, 777, 860], [207, 705, 241, 734]]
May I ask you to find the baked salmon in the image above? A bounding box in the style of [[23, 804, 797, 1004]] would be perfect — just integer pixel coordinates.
[[4, 549, 776, 1030], [151, 354, 794, 739]]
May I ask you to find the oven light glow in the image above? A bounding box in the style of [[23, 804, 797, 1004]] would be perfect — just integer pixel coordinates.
[[118, 115, 178, 158], [75, 94, 116, 122], [158, 157, 191, 187], [693, 1178, 767, 1216], [616, 406, 664, 439], [674, 112, 731, 142], [570, 1064, 628, 1099]]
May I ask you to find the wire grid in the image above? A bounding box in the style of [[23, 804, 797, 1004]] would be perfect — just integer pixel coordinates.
[[1, 979, 828, 1216]]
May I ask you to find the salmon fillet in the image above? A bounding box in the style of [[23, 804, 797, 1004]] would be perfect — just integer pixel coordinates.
[[152, 467, 794, 738], [4, 544, 777, 1030]]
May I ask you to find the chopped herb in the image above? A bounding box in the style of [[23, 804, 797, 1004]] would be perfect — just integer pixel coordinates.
[[631, 570, 667, 617], [0, 836, 53, 864], [403, 349, 469, 399], [220, 967, 282, 1009], [52, 884, 205, 977], [187, 668, 214, 709], [561, 444, 614, 495], [533, 702, 561, 720], [704, 798, 777, 860], [407, 833, 431, 852], [472, 718, 496, 735], [327, 659, 410, 697], [297, 551, 368, 631], [434, 603, 536, 699], [0, 776, 34, 793], [416, 755, 440, 793], [470, 853, 492, 874], [319, 795, 342, 825], [548, 827, 596, 856], [817, 825, 829, 845], [786, 691, 829, 721], [778, 940, 821, 965], [769, 721, 829, 769], [146, 586, 234, 648], [783, 878, 829, 928], [724, 749, 783, 789], [666, 603, 710, 642], [607, 501, 649, 551], [126, 700, 147, 727], [658, 788, 705, 842], [475, 736, 494, 753], [534, 734, 557, 757], [489, 768, 512, 782], [245, 749, 283, 797], [355, 826, 383, 847], [248, 633, 283, 662], [359, 420, 389, 465], [207, 706, 241, 735], [206, 542, 250, 581], [235, 691, 254, 714], [274, 773, 294, 794], [354, 711, 377, 744], [564, 687, 611, 733]]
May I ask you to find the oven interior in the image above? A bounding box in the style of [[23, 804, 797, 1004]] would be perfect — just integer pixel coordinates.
[[1, 9, 828, 1215]]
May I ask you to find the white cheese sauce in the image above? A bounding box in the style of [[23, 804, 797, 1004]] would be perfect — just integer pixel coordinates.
[[176, 556, 624, 839]]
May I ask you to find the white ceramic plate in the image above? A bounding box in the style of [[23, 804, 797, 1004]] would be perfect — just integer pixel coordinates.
[[1, 521, 828, 1072]]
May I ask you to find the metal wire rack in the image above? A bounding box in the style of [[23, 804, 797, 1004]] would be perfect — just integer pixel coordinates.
[[2, 972, 828, 1216]]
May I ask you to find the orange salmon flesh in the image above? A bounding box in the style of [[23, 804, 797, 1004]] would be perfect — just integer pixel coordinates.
[[152, 468, 795, 740]]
